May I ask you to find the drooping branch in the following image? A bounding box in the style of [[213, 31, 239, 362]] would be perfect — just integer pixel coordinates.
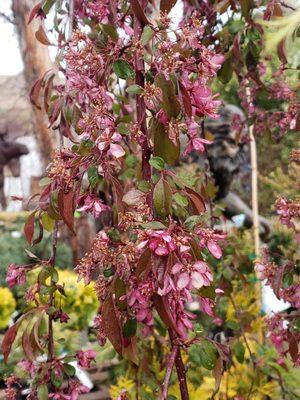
[[133, 0, 151, 182]]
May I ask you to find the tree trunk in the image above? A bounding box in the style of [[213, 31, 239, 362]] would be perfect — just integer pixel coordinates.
[[12, 0, 56, 168]]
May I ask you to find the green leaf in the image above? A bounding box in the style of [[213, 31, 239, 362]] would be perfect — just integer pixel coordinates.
[[113, 59, 135, 80], [233, 342, 245, 363], [42, 0, 56, 14], [51, 369, 63, 388], [218, 53, 233, 84], [151, 118, 180, 165], [63, 363, 76, 377], [140, 221, 166, 230], [227, 320, 240, 330], [149, 156, 165, 171], [88, 166, 100, 189], [39, 177, 51, 186], [155, 74, 180, 118], [153, 177, 172, 218], [141, 25, 155, 45], [228, 19, 245, 34], [123, 318, 137, 338], [137, 180, 151, 193], [41, 212, 55, 233], [103, 267, 115, 278], [100, 23, 118, 41], [126, 84, 143, 94], [173, 192, 188, 207], [37, 384, 49, 400], [199, 341, 218, 370]]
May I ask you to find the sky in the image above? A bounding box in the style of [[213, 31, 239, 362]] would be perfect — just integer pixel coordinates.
[[0, 1, 23, 75]]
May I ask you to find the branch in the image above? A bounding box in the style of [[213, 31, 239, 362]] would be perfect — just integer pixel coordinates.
[[160, 344, 178, 400], [169, 330, 190, 400], [0, 11, 15, 25]]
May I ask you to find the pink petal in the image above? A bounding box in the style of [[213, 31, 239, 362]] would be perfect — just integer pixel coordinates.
[[207, 240, 222, 259], [109, 143, 125, 158], [191, 271, 204, 289], [155, 246, 169, 256], [177, 273, 190, 289], [172, 262, 182, 274]]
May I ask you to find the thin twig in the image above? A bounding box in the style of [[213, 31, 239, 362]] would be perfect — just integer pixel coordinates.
[[0, 11, 16, 25], [47, 221, 59, 364], [229, 294, 254, 361], [160, 344, 178, 400]]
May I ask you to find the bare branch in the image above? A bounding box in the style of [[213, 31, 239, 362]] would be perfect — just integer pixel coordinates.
[[0, 11, 16, 25]]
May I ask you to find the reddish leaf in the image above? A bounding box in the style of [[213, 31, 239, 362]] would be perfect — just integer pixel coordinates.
[[33, 212, 44, 245], [131, 0, 150, 26], [160, 0, 177, 13], [28, 1, 43, 24], [32, 318, 44, 352], [295, 114, 300, 132], [153, 294, 178, 334], [29, 78, 43, 109], [58, 189, 76, 234], [109, 175, 125, 213], [35, 25, 52, 46], [102, 293, 124, 356], [277, 40, 287, 65], [24, 211, 36, 245], [185, 188, 206, 214], [212, 357, 223, 391], [22, 329, 35, 362], [136, 248, 152, 280], [179, 81, 192, 117], [272, 264, 286, 297], [289, 335, 298, 363], [123, 336, 138, 365], [48, 98, 62, 127], [43, 73, 55, 112], [60, 111, 78, 143], [2, 323, 19, 363]]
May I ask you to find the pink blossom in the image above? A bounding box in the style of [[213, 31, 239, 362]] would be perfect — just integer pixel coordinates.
[[18, 360, 36, 378], [197, 229, 226, 259], [184, 137, 212, 156], [6, 264, 26, 288], [174, 261, 213, 290], [199, 51, 224, 77], [128, 280, 154, 326], [76, 349, 96, 368], [156, 109, 169, 125], [191, 83, 221, 119], [199, 297, 214, 316], [77, 194, 110, 218], [148, 230, 177, 256], [276, 197, 300, 229], [96, 131, 125, 158]]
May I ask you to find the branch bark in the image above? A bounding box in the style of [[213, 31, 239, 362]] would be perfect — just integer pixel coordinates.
[[169, 330, 190, 400]]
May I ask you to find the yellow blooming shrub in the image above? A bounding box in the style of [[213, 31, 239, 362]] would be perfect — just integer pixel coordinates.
[[55, 269, 98, 330], [0, 287, 16, 329]]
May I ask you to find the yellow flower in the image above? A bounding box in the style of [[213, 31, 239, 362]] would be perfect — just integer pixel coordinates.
[[0, 287, 16, 329]]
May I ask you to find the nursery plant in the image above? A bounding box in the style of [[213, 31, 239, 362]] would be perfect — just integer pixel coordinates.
[[1, 0, 299, 399]]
